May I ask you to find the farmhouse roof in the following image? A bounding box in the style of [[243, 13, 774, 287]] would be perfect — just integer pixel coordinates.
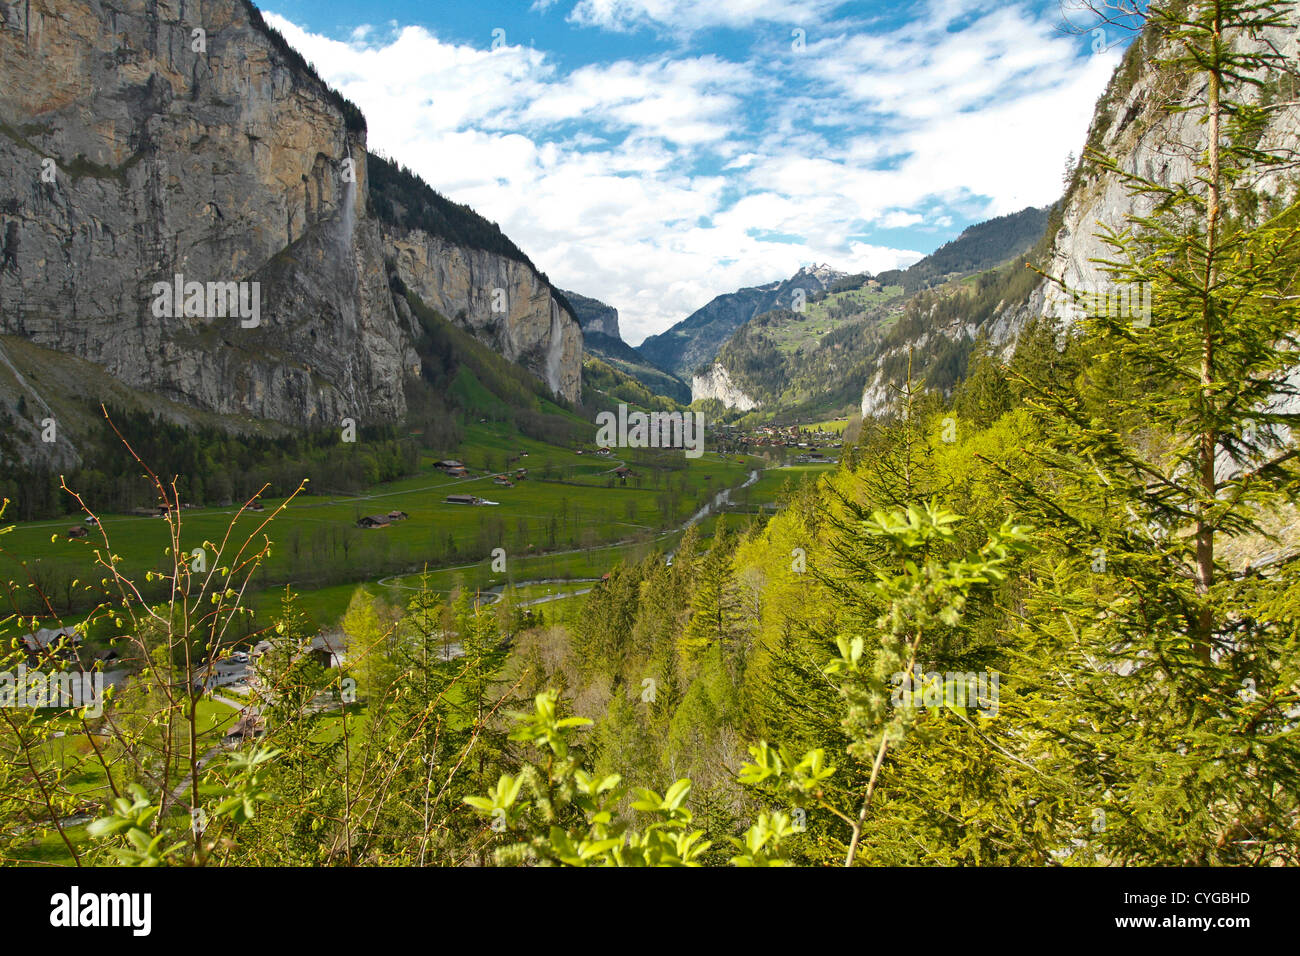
[[21, 626, 81, 651]]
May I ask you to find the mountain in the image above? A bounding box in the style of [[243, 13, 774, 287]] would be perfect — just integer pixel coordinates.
[[860, 16, 1300, 418], [561, 289, 692, 404], [874, 207, 1050, 295], [371, 154, 581, 403], [637, 263, 845, 379], [700, 279, 899, 413], [692, 206, 1048, 414], [562, 289, 621, 339], [0, 0, 581, 465]]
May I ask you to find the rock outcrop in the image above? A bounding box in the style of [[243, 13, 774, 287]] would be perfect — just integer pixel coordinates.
[[1025, 24, 1300, 340], [691, 363, 758, 411], [386, 230, 582, 402], [0, 0, 581, 438], [860, 17, 1300, 419], [640, 264, 845, 379], [561, 288, 620, 340], [560, 288, 690, 403]]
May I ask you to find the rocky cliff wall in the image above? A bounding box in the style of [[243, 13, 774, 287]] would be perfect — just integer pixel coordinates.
[[384, 229, 582, 402], [861, 14, 1300, 419], [561, 288, 620, 340], [0, 0, 581, 434], [692, 362, 758, 411], [0, 0, 416, 427]]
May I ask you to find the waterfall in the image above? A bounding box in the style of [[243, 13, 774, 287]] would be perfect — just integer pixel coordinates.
[[337, 170, 356, 250], [545, 303, 566, 396]]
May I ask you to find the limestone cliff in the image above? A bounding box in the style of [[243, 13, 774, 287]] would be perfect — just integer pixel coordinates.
[[691, 363, 758, 411], [860, 14, 1300, 419], [561, 289, 620, 340], [384, 229, 582, 403], [0, 0, 581, 441]]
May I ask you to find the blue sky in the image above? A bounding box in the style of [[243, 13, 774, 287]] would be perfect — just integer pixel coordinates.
[[262, 0, 1129, 344]]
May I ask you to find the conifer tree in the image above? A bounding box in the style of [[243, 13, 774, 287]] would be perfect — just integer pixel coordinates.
[[678, 519, 742, 670], [1003, 0, 1300, 864]]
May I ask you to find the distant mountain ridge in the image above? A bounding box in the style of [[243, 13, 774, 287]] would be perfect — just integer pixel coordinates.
[[637, 264, 846, 379], [875, 207, 1050, 295], [694, 206, 1051, 414], [561, 289, 692, 404]]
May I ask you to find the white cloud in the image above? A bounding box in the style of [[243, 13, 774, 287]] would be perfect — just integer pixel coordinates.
[[566, 0, 844, 33], [880, 211, 924, 229], [263, 0, 1121, 343]]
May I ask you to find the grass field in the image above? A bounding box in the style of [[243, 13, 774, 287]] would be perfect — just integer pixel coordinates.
[[2, 421, 760, 651], [1, 421, 754, 615], [805, 418, 850, 435]]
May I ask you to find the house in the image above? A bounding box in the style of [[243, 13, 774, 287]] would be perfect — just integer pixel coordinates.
[[20, 627, 81, 657], [387, 510, 409, 521], [305, 634, 343, 669], [357, 515, 390, 529], [224, 711, 265, 742], [248, 499, 266, 512], [445, 494, 481, 505], [66, 526, 88, 539], [514, 468, 527, 479], [446, 466, 469, 478], [434, 459, 465, 471], [493, 476, 513, 487], [83, 516, 99, 527]]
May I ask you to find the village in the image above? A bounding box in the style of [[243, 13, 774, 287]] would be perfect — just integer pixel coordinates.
[[713, 420, 846, 463]]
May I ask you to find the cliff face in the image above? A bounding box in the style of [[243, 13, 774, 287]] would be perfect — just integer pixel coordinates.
[[385, 230, 581, 402], [860, 16, 1300, 419], [0, 0, 581, 435], [1012, 22, 1300, 339], [691, 362, 758, 411], [557, 287, 690, 403], [561, 288, 620, 339]]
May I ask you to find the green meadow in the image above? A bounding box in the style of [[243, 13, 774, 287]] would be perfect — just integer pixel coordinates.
[[2, 421, 758, 631]]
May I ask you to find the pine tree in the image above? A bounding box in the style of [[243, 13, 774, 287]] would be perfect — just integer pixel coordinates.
[[1002, 0, 1300, 864], [678, 519, 742, 671]]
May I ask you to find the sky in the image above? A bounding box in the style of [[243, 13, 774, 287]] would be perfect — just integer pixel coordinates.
[[260, 0, 1128, 345]]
